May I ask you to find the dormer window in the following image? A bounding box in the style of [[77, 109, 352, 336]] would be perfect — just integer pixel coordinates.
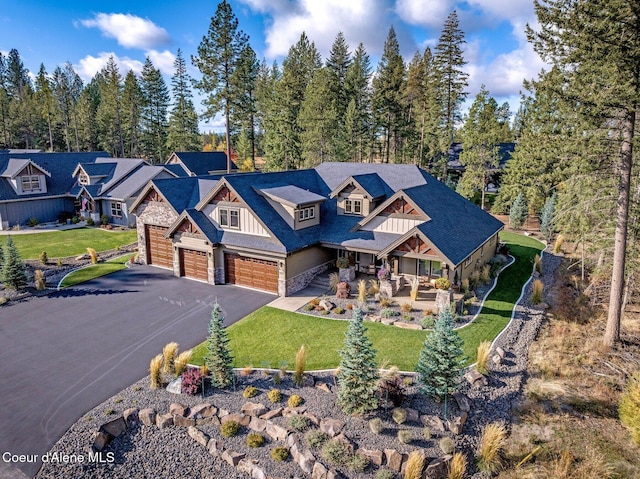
[[219, 207, 239, 229], [298, 206, 315, 221], [79, 173, 89, 185], [21, 175, 41, 192], [344, 199, 362, 215]]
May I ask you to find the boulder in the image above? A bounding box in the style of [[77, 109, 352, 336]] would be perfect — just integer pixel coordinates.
[[287, 433, 302, 460], [421, 415, 445, 432], [266, 422, 288, 441], [381, 317, 396, 325], [173, 415, 196, 428], [237, 459, 255, 476], [138, 408, 156, 426], [464, 369, 487, 387], [187, 426, 210, 447], [221, 413, 250, 427], [495, 346, 505, 359], [334, 433, 355, 455], [297, 450, 316, 474], [222, 450, 245, 467], [319, 299, 335, 311], [447, 412, 468, 435], [248, 416, 267, 432], [315, 382, 331, 393], [283, 406, 307, 418], [394, 321, 423, 330], [336, 282, 350, 299], [492, 354, 502, 365], [251, 466, 266, 479], [424, 455, 452, 479], [305, 412, 320, 426], [359, 448, 383, 467], [384, 449, 404, 473], [312, 461, 328, 479], [156, 413, 174, 429], [241, 402, 268, 417], [319, 418, 345, 437], [166, 377, 182, 394], [169, 402, 189, 417], [100, 416, 127, 437], [260, 408, 283, 420], [217, 408, 229, 417], [302, 375, 316, 387], [123, 408, 139, 427], [190, 403, 217, 418], [405, 407, 420, 423], [196, 417, 213, 426], [93, 431, 112, 452], [207, 438, 224, 456], [452, 393, 470, 413]]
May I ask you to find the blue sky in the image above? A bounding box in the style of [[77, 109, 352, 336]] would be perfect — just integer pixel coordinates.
[[1, 0, 546, 132]]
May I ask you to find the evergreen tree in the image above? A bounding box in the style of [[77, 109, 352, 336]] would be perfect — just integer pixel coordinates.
[[336, 308, 379, 415], [193, 0, 248, 172], [96, 56, 124, 157], [230, 45, 259, 165], [2, 236, 28, 290], [140, 57, 170, 163], [540, 194, 556, 240], [167, 49, 201, 153], [205, 303, 234, 389], [6, 49, 35, 148], [34, 64, 55, 151], [344, 43, 372, 162], [52, 63, 83, 152], [255, 59, 283, 170], [76, 76, 101, 151], [415, 306, 465, 401], [509, 192, 528, 229], [372, 26, 406, 163], [0, 52, 10, 148], [326, 32, 352, 161], [121, 70, 144, 157]]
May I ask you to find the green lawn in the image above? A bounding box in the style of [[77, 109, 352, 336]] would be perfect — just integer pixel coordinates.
[[192, 231, 544, 371], [0, 228, 137, 259], [59, 254, 131, 288]]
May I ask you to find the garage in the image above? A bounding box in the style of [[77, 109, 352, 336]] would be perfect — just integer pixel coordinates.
[[224, 253, 278, 293], [145, 224, 173, 268], [179, 248, 208, 282]]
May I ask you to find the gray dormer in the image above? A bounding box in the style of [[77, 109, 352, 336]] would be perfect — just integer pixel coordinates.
[[258, 185, 326, 230], [0, 158, 51, 195], [329, 173, 389, 216]]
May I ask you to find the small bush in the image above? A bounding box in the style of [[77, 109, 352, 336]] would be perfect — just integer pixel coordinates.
[[241, 365, 253, 376], [423, 427, 431, 440], [380, 308, 397, 318], [379, 297, 394, 307], [101, 213, 109, 226], [476, 422, 506, 473], [369, 417, 383, 434], [480, 264, 491, 284], [397, 429, 412, 444], [0, 297, 8, 306], [378, 375, 407, 407], [287, 415, 311, 432], [221, 420, 240, 437], [149, 354, 163, 389], [460, 278, 470, 294], [329, 272, 340, 292], [39, 251, 48, 264], [34, 269, 45, 291], [71, 216, 79, 224], [310, 298, 320, 306], [376, 469, 394, 479], [368, 279, 380, 296], [294, 345, 306, 387], [273, 372, 282, 385], [305, 429, 328, 448], [162, 342, 179, 374], [476, 340, 492, 375], [246, 432, 265, 448], [320, 309, 330, 315], [321, 439, 350, 466], [402, 314, 413, 322], [345, 303, 354, 310], [56, 258, 63, 267], [400, 302, 413, 313], [348, 453, 369, 472], [174, 350, 192, 377], [392, 407, 407, 424], [243, 386, 259, 398], [86, 247, 98, 264], [267, 389, 282, 403], [181, 368, 202, 395], [304, 303, 315, 311], [439, 437, 456, 454], [421, 316, 435, 329], [533, 254, 542, 274], [530, 279, 544, 304], [336, 257, 350, 269], [358, 279, 367, 303], [404, 450, 425, 479], [86, 216, 95, 226], [553, 234, 564, 254], [619, 370, 640, 446], [288, 394, 303, 408], [448, 452, 467, 479], [27, 217, 39, 227], [270, 446, 289, 462], [435, 277, 451, 290], [333, 307, 345, 314]]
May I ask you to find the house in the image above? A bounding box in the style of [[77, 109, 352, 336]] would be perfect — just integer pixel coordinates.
[[70, 158, 178, 226], [165, 151, 238, 176], [0, 151, 110, 230], [447, 142, 515, 191], [132, 162, 504, 296]]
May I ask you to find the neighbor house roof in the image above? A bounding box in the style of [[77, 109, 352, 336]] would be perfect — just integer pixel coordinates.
[[168, 151, 237, 176], [104, 165, 175, 201], [446, 142, 515, 171]]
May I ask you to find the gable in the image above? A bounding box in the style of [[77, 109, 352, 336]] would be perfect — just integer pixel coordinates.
[[381, 197, 421, 216], [394, 235, 438, 257], [173, 217, 203, 239], [142, 188, 165, 204], [211, 186, 240, 203]]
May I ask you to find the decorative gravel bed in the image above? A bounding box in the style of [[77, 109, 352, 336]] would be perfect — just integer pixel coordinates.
[[35, 250, 560, 479]]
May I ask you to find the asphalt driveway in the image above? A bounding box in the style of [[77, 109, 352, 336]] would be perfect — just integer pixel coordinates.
[[0, 266, 274, 478]]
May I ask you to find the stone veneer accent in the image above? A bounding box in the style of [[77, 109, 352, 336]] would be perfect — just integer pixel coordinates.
[[284, 261, 332, 296], [135, 200, 178, 265]]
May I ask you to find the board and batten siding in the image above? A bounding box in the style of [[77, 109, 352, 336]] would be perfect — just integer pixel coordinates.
[[202, 204, 270, 237], [0, 197, 74, 230], [360, 215, 424, 234]]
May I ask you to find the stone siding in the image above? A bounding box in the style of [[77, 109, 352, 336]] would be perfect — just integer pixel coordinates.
[[284, 261, 331, 296], [135, 201, 177, 265]]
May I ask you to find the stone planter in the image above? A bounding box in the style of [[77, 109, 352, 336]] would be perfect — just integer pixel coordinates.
[[338, 267, 355, 282], [435, 289, 453, 312], [379, 279, 395, 298]]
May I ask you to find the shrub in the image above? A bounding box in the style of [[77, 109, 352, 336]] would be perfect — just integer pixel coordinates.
[[101, 213, 109, 226], [619, 370, 640, 446], [423, 427, 431, 440], [469, 269, 481, 290], [273, 372, 282, 385], [329, 272, 340, 292], [304, 303, 315, 311], [421, 316, 435, 329], [439, 437, 456, 454], [320, 309, 330, 315], [448, 452, 467, 479], [336, 257, 350, 269], [39, 251, 48, 264], [246, 432, 265, 448], [476, 340, 492, 375], [162, 342, 179, 374], [2, 236, 28, 290], [509, 192, 528, 229], [369, 417, 383, 434], [553, 233, 564, 254], [435, 277, 451, 290], [400, 302, 413, 313], [305, 429, 328, 448], [56, 258, 63, 267], [71, 216, 79, 224], [243, 386, 259, 398], [358, 279, 367, 303], [530, 279, 544, 304], [270, 446, 289, 462], [378, 375, 407, 406], [86, 247, 98, 264], [287, 394, 303, 408], [392, 407, 407, 424], [86, 216, 95, 226], [380, 308, 397, 318], [480, 264, 491, 284], [333, 307, 345, 314], [533, 254, 542, 274], [205, 304, 234, 389], [220, 420, 240, 438], [348, 453, 369, 473], [460, 278, 470, 294], [287, 415, 311, 432], [321, 439, 350, 466], [294, 345, 306, 387], [267, 389, 282, 403], [174, 350, 192, 377], [368, 279, 380, 296], [0, 297, 8, 306], [27, 217, 38, 227], [310, 298, 320, 306], [402, 314, 413, 322], [345, 303, 354, 310], [376, 469, 394, 479], [379, 297, 394, 307], [181, 368, 202, 395], [476, 422, 507, 473], [241, 365, 254, 376], [149, 354, 163, 389], [404, 450, 425, 479], [397, 429, 412, 444], [34, 269, 45, 291]]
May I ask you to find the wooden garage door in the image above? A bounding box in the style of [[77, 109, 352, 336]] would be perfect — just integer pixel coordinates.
[[180, 249, 208, 282], [225, 253, 278, 293], [145, 224, 172, 268]]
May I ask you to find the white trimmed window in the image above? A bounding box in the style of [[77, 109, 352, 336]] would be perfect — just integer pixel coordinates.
[[464, 257, 472, 268], [110, 201, 123, 218], [297, 206, 315, 221], [219, 207, 240, 229], [21, 175, 41, 192], [344, 198, 362, 215], [79, 173, 89, 185]]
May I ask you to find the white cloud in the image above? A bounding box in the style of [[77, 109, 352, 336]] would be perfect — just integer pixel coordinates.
[[146, 50, 176, 75], [80, 13, 170, 50], [394, 0, 456, 28], [73, 52, 144, 82], [466, 0, 535, 23]]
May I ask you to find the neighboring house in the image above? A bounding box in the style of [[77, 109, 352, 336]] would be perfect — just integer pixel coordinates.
[[0, 151, 110, 230], [447, 142, 515, 191], [165, 151, 238, 176], [70, 158, 178, 226], [132, 162, 503, 296]]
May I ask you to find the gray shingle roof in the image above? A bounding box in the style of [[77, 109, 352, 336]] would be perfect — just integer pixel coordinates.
[[259, 185, 326, 207], [171, 152, 237, 176], [104, 166, 169, 201]]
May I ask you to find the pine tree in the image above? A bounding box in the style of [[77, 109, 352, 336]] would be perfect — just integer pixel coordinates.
[[344, 43, 372, 162], [52, 63, 83, 152], [415, 306, 465, 401], [192, 0, 248, 173], [140, 57, 170, 163], [326, 32, 352, 161], [255, 60, 284, 170], [2, 236, 28, 290], [336, 308, 379, 415], [34, 64, 55, 151], [96, 56, 124, 157], [205, 303, 234, 389], [0, 52, 10, 148], [121, 70, 144, 158], [76, 77, 100, 151], [509, 192, 528, 230], [230, 44, 259, 166], [540, 194, 556, 240], [167, 49, 201, 153]]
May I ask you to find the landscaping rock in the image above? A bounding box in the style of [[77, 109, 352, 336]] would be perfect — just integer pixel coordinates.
[[248, 416, 267, 432], [305, 412, 320, 426], [393, 321, 422, 330], [207, 438, 224, 456], [241, 402, 268, 417], [266, 422, 288, 441], [492, 354, 503, 365], [359, 448, 384, 466], [283, 406, 307, 418], [222, 450, 245, 467], [156, 413, 173, 429], [495, 346, 505, 358], [302, 375, 316, 387], [189, 403, 217, 418], [452, 393, 470, 413], [319, 299, 335, 311], [384, 449, 404, 473], [123, 408, 138, 427], [421, 415, 446, 432], [447, 412, 468, 435], [169, 402, 189, 417], [187, 426, 209, 447], [405, 407, 420, 423], [165, 377, 182, 394], [315, 382, 331, 393], [260, 408, 283, 420], [464, 369, 487, 387], [237, 459, 255, 476], [312, 461, 328, 479], [173, 415, 195, 427], [92, 431, 112, 452], [297, 450, 316, 474], [319, 418, 344, 437], [424, 455, 452, 479], [221, 413, 250, 426], [138, 408, 156, 426], [251, 465, 266, 479], [100, 416, 127, 437], [380, 316, 396, 325]]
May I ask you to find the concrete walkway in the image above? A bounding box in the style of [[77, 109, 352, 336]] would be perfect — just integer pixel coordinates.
[[268, 285, 328, 312], [0, 222, 88, 235]]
